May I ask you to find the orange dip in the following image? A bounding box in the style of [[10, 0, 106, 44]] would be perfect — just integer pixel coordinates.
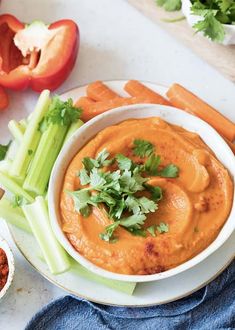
[[60, 118, 233, 275]]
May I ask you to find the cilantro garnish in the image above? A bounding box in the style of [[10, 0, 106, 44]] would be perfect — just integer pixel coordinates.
[[69, 145, 177, 243], [133, 139, 155, 158], [0, 142, 11, 161], [39, 97, 82, 132], [147, 222, 169, 237], [156, 0, 181, 11]]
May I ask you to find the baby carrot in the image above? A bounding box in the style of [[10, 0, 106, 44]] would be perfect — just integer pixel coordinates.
[[87, 81, 120, 101], [167, 84, 235, 142], [124, 80, 171, 106], [0, 86, 9, 110]]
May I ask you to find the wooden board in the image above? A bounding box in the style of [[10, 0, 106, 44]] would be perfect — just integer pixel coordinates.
[[127, 0, 235, 82]]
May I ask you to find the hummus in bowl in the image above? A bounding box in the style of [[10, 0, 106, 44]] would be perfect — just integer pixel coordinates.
[[49, 104, 235, 282]]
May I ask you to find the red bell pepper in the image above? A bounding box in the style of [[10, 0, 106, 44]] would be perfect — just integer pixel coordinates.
[[0, 14, 79, 92], [0, 86, 9, 110]]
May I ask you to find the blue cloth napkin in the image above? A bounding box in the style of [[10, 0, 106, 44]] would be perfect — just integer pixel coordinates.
[[25, 261, 235, 330]]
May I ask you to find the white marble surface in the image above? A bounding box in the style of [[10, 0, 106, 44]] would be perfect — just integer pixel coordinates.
[[0, 0, 234, 329]]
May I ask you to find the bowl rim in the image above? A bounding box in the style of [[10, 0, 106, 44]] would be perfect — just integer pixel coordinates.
[[48, 103, 235, 282], [0, 236, 15, 300]]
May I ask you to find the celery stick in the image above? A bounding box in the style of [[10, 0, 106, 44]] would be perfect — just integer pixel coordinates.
[[0, 197, 32, 233], [19, 119, 27, 131], [0, 172, 34, 203], [64, 119, 84, 143], [10, 90, 50, 180], [8, 120, 24, 142], [6, 140, 19, 161], [22, 196, 70, 274], [70, 258, 136, 295], [0, 159, 12, 174], [23, 124, 68, 195]]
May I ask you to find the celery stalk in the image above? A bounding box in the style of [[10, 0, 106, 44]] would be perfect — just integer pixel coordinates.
[[22, 196, 70, 274], [0, 159, 12, 174], [0, 197, 32, 233], [19, 119, 27, 131], [23, 124, 68, 195], [70, 258, 136, 295], [10, 90, 50, 180], [0, 172, 34, 203], [64, 119, 84, 143], [8, 120, 24, 142]]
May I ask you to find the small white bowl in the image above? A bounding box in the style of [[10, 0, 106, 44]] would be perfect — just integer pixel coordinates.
[[0, 236, 14, 300], [182, 0, 235, 45], [48, 104, 235, 282]]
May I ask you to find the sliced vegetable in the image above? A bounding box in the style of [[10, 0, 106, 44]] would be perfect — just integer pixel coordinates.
[[0, 197, 32, 233], [0, 172, 34, 203], [124, 80, 171, 105], [87, 81, 120, 101], [64, 119, 84, 143], [24, 97, 81, 195], [22, 196, 70, 274], [10, 90, 50, 180], [0, 86, 9, 110], [8, 120, 24, 142], [167, 83, 235, 142], [0, 14, 79, 92]]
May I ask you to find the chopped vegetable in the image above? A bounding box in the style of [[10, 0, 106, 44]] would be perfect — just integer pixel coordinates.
[[0, 142, 10, 161], [87, 81, 120, 101], [0, 172, 34, 203], [8, 120, 24, 142], [0, 14, 79, 92], [124, 80, 171, 105], [0, 86, 9, 110], [64, 119, 84, 143], [22, 196, 70, 274], [166, 83, 235, 142], [10, 90, 51, 180], [0, 197, 32, 233]]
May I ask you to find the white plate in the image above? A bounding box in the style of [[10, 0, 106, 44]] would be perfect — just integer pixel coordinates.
[[6, 80, 235, 306]]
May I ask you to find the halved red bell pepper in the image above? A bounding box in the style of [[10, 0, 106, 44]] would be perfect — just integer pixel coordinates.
[[0, 14, 79, 92]]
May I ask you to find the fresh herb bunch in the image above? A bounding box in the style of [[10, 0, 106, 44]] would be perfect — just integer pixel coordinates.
[[156, 0, 235, 42], [68, 139, 179, 242]]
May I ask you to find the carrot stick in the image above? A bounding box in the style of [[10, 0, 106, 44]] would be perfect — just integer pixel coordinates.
[[124, 80, 171, 106], [87, 81, 120, 101], [0, 86, 9, 110], [167, 84, 235, 142]]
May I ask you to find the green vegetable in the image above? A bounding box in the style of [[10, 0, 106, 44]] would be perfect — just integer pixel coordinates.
[[156, 0, 182, 11], [8, 120, 24, 142], [0, 197, 32, 233], [68, 149, 175, 242], [64, 119, 84, 143], [0, 142, 10, 161], [11, 195, 26, 208], [24, 97, 81, 195], [0, 172, 34, 203], [10, 90, 50, 180], [147, 222, 169, 236], [133, 139, 155, 158], [22, 196, 70, 275], [159, 164, 179, 178]]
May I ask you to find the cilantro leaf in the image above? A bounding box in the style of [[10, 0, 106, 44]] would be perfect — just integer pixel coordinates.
[[96, 149, 113, 167], [67, 190, 92, 217], [147, 225, 157, 237], [156, 0, 182, 11], [120, 214, 146, 229], [90, 191, 116, 206], [145, 184, 163, 202], [0, 142, 11, 161], [116, 154, 132, 170], [99, 221, 120, 243], [160, 164, 179, 178], [193, 11, 225, 42], [90, 168, 106, 190], [82, 157, 99, 172], [133, 139, 155, 158], [126, 228, 147, 237], [157, 222, 169, 233], [145, 154, 161, 175], [79, 168, 90, 185], [40, 97, 82, 131]]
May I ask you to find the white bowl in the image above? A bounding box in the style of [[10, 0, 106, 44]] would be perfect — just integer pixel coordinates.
[[0, 236, 14, 300], [182, 0, 235, 45], [48, 104, 235, 282]]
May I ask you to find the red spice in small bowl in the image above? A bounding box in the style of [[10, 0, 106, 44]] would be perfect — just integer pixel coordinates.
[[0, 248, 9, 291]]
